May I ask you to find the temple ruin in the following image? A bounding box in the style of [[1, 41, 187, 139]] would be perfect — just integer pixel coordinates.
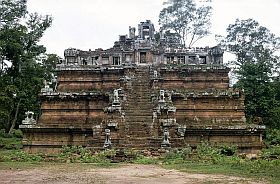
[[20, 20, 265, 153]]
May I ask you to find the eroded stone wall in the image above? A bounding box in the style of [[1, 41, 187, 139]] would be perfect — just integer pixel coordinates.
[[21, 65, 264, 154]]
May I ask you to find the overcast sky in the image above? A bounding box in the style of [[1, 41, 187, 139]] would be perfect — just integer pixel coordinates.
[[27, 0, 280, 57]]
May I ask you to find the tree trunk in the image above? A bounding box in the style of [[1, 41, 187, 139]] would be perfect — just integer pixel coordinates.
[[8, 99, 21, 134]]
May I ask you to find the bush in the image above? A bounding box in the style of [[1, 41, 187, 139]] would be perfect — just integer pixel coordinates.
[[133, 155, 159, 164], [261, 145, 280, 159], [0, 129, 13, 138], [1, 150, 43, 162], [161, 145, 192, 164], [265, 129, 280, 145], [219, 144, 237, 156], [58, 146, 112, 163], [181, 146, 192, 159], [13, 129, 23, 138], [196, 142, 220, 160]]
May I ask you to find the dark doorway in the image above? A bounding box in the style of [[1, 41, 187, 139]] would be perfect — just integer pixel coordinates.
[[140, 52, 147, 63]]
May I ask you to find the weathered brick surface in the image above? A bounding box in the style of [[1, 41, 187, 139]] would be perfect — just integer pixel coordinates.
[[21, 66, 264, 154]]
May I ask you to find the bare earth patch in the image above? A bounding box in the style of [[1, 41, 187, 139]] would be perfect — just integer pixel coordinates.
[[0, 164, 266, 184]]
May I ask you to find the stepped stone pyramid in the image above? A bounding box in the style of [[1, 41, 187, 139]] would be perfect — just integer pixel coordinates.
[[20, 20, 265, 153]]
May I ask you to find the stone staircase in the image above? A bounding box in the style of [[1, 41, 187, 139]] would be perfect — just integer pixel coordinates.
[[122, 66, 155, 148]]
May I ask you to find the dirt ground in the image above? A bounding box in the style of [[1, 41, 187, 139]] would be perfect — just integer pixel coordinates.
[[0, 163, 266, 184]]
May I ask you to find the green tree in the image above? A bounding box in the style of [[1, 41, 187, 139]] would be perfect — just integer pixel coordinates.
[[159, 0, 212, 47], [220, 18, 280, 128], [0, 0, 53, 133]]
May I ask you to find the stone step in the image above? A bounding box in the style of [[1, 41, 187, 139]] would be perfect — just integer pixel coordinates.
[[128, 89, 150, 92], [125, 117, 153, 120], [124, 113, 153, 116], [125, 129, 153, 134], [129, 88, 150, 90], [131, 88, 150, 90], [125, 121, 153, 124], [132, 82, 150, 84], [125, 121, 153, 125], [125, 102, 153, 105], [125, 112, 153, 116], [126, 99, 152, 102], [126, 95, 151, 98], [124, 103, 153, 106], [124, 109, 153, 113], [125, 129, 152, 133], [126, 98, 151, 101], [124, 110, 153, 113], [124, 121, 153, 124], [126, 94, 151, 97], [124, 111, 153, 114], [125, 124, 153, 127], [122, 138, 153, 146], [124, 106, 153, 109], [126, 98, 152, 100], [124, 102, 153, 105], [124, 104, 153, 107], [125, 98, 152, 101], [124, 103, 152, 106], [123, 135, 151, 141]]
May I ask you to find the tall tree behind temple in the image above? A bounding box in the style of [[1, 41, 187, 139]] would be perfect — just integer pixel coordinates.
[[219, 18, 280, 128], [158, 0, 212, 47], [0, 0, 54, 133]]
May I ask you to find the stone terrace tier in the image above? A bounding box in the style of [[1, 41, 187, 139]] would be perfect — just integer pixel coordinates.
[[20, 65, 265, 154], [20, 20, 265, 154]]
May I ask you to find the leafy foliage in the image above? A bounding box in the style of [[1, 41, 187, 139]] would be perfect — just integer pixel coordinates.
[[265, 129, 280, 145], [220, 19, 280, 128], [0, 129, 22, 149], [58, 146, 113, 164], [159, 0, 212, 47], [0, 0, 57, 132]]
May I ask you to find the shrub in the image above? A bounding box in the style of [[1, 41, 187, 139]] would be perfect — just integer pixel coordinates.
[[265, 129, 280, 146], [0, 129, 13, 138], [58, 146, 112, 163], [13, 129, 23, 138], [196, 142, 220, 159], [261, 145, 280, 159], [1, 150, 43, 162], [133, 155, 159, 164], [219, 144, 237, 156], [181, 145, 192, 159]]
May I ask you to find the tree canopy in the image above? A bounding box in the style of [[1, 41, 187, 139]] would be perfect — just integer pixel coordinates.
[[159, 0, 212, 47], [0, 0, 57, 132], [220, 18, 280, 128]]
